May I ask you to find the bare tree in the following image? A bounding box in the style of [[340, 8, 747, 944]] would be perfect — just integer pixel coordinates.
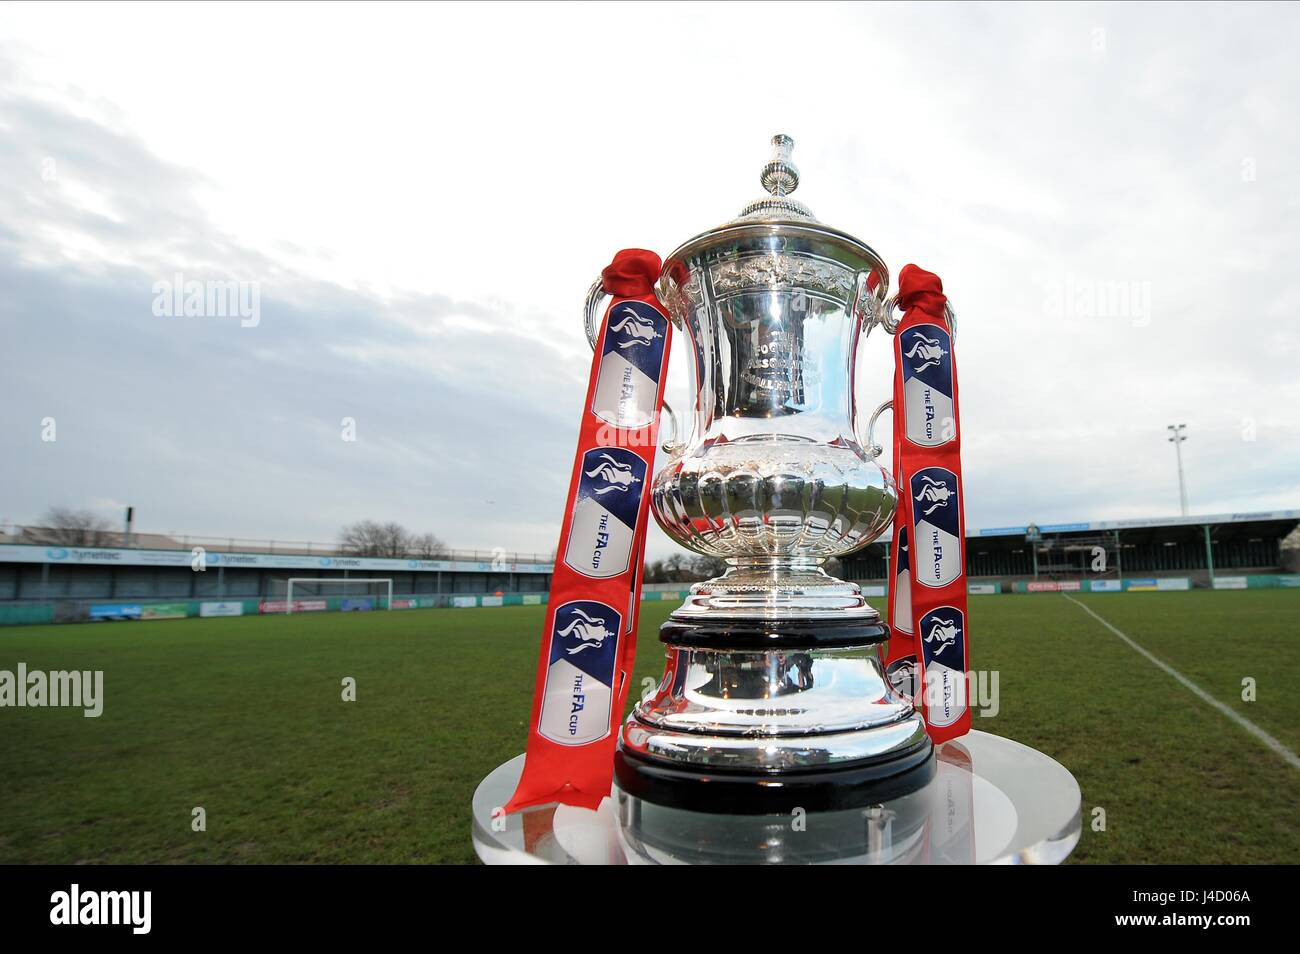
[[29, 507, 112, 547], [339, 520, 399, 557], [410, 532, 446, 559], [377, 521, 410, 557], [338, 520, 423, 557]]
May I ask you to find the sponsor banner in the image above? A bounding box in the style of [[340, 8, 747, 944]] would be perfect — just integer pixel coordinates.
[[258, 599, 327, 614], [0, 543, 551, 575], [89, 603, 142, 620], [451, 596, 478, 608], [977, 526, 1028, 537], [1125, 578, 1158, 592], [861, 583, 887, 598], [199, 600, 244, 617], [481, 595, 504, 607], [340, 598, 374, 612], [967, 582, 999, 595], [1027, 581, 1060, 593], [1038, 522, 1090, 534], [1213, 576, 1248, 591], [390, 598, 418, 609], [522, 594, 542, 605], [1089, 580, 1123, 592], [141, 603, 189, 620], [1157, 577, 1191, 591], [1089, 510, 1300, 532], [1278, 576, 1300, 589]]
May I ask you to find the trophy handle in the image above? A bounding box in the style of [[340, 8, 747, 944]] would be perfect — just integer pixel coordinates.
[[583, 278, 683, 457], [878, 294, 958, 338], [851, 270, 889, 336], [861, 399, 892, 460]]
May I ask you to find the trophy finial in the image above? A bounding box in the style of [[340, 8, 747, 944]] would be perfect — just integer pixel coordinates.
[[735, 133, 816, 222], [760, 134, 800, 197]]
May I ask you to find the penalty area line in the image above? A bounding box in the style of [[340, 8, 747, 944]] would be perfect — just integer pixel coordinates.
[[1062, 593, 1300, 773]]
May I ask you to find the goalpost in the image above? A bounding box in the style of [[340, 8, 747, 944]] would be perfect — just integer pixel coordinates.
[[285, 578, 394, 614]]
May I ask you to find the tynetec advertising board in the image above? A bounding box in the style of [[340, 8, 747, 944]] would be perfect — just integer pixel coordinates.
[[0, 544, 551, 575], [1213, 577, 1249, 590], [258, 600, 327, 614], [1125, 578, 1191, 592], [199, 601, 244, 617]]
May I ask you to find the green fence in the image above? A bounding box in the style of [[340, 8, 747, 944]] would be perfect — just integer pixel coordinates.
[[4, 576, 1297, 627], [0, 604, 55, 626]]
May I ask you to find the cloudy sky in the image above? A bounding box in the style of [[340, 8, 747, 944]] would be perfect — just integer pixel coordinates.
[[1, 1, 1297, 559]]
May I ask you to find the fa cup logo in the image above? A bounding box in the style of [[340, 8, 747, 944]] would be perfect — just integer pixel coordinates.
[[584, 453, 642, 494], [923, 616, 961, 659], [913, 473, 954, 515], [609, 306, 663, 349], [904, 331, 948, 373], [557, 607, 616, 655]]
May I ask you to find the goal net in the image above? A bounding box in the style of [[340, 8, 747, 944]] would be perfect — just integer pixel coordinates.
[[281, 578, 394, 613]]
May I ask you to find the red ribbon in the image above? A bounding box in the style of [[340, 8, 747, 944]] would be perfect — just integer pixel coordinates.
[[600, 248, 660, 297], [885, 264, 972, 745], [505, 250, 671, 812]]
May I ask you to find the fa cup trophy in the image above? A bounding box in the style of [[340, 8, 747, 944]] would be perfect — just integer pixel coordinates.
[[606, 135, 937, 811]]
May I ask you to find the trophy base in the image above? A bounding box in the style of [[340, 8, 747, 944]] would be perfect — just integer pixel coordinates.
[[615, 613, 935, 813], [615, 733, 934, 814]]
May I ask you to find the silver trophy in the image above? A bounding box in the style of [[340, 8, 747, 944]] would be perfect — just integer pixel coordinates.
[[591, 135, 936, 811]]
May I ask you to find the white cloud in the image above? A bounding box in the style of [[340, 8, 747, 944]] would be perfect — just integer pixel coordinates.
[[1, 2, 1297, 560]]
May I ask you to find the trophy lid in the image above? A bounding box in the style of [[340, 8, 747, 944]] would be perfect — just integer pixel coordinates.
[[731, 133, 818, 224], [661, 134, 889, 302]]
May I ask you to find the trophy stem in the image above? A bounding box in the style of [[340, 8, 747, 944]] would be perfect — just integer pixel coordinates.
[[671, 555, 873, 621]]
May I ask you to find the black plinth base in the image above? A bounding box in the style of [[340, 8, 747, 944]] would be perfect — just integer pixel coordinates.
[[613, 736, 936, 815], [660, 614, 890, 650]]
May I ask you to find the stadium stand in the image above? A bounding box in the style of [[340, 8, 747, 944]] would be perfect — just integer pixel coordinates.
[[842, 510, 1300, 588], [1, 510, 1296, 624]]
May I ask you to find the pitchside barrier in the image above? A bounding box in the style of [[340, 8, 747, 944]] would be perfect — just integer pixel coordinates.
[[1, 575, 1297, 626], [1011, 575, 1300, 593]]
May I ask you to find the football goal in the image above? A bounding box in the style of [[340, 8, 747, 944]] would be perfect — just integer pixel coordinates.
[[284, 578, 394, 613]]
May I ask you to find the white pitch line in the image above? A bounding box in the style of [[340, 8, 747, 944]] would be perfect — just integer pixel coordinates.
[[1062, 593, 1300, 773]]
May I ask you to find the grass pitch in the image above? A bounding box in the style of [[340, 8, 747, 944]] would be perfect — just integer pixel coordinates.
[[0, 590, 1297, 864]]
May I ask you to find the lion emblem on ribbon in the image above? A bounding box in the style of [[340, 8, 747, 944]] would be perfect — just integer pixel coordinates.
[[557, 607, 615, 655], [584, 453, 641, 494], [609, 306, 662, 349], [923, 617, 961, 659], [913, 474, 954, 516], [904, 332, 948, 373]]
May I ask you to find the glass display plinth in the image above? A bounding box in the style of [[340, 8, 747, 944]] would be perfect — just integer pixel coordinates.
[[471, 730, 1081, 865]]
